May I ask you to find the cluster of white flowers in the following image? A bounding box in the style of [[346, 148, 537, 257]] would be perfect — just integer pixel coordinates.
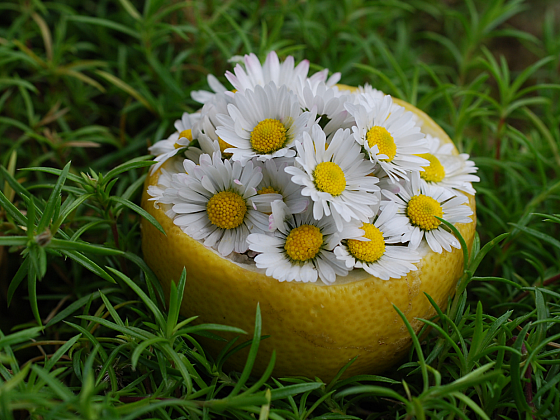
[[147, 51, 479, 285]]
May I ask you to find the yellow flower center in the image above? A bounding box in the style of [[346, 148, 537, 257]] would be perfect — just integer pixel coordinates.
[[366, 126, 397, 161], [347, 223, 386, 263], [313, 162, 346, 196], [206, 191, 247, 230], [258, 186, 280, 195], [406, 194, 443, 231], [218, 137, 233, 158], [417, 153, 445, 183], [174, 129, 193, 149], [250, 119, 287, 154], [284, 224, 323, 262]]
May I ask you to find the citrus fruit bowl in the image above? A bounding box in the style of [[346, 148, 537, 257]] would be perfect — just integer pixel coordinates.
[[140, 90, 477, 381]]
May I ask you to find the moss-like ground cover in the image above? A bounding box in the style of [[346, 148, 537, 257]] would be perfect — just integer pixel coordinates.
[[1, 1, 559, 418]]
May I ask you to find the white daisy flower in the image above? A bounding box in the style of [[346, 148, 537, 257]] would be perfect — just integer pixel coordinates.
[[295, 79, 353, 135], [162, 152, 281, 256], [254, 159, 309, 214], [345, 94, 429, 182], [215, 82, 315, 163], [225, 51, 311, 93], [146, 157, 199, 215], [353, 83, 385, 102], [147, 167, 176, 216], [334, 202, 420, 280], [307, 68, 342, 88], [148, 112, 201, 174], [418, 134, 480, 195], [382, 171, 474, 253], [247, 201, 363, 284], [350, 86, 424, 128], [198, 92, 235, 158], [191, 74, 229, 105], [285, 125, 379, 231]]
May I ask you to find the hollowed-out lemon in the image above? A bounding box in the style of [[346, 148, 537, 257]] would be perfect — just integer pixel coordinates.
[[140, 94, 476, 381]]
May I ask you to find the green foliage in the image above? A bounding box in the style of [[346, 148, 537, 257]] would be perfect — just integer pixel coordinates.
[[1, 0, 559, 418]]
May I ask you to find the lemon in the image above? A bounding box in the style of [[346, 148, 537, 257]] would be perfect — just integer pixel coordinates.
[[140, 95, 476, 381]]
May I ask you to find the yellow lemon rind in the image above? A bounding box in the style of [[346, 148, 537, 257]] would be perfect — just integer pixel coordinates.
[[140, 97, 476, 381]]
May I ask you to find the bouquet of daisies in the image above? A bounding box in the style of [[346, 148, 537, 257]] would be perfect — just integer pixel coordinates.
[[147, 51, 479, 285]]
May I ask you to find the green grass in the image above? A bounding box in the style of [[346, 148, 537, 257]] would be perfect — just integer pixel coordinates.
[[1, 0, 560, 418]]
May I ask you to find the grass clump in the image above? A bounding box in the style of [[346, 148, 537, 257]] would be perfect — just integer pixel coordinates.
[[1, 0, 560, 418]]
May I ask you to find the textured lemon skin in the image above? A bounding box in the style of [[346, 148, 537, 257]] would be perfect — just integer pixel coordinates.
[[140, 96, 477, 381]]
